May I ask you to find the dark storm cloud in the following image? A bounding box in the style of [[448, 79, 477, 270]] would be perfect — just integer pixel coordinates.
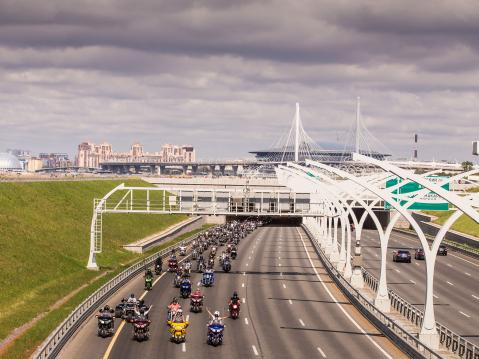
[[0, 0, 478, 161]]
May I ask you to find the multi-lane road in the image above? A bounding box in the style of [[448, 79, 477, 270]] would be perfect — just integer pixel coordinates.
[[361, 229, 479, 345], [59, 225, 405, 358]]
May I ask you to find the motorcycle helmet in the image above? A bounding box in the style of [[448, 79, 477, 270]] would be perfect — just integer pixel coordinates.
[[233, 291, 238, 299], [177, 308, 183, 314], [172, 297, 178, 303], [214, 311, 220, 318], [130, 293, 135, 298], [104, 305, 110, 311], [139, 308, 145, 314], [139, 299, 144, 306]]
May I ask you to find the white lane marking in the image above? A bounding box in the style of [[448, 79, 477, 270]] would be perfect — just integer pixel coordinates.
[[242, 297, 246, 303], [288, 299, 293, 305], [415, 263, 420, 266], [299, 318, 305, 327], [472, 295, 479, 300], [283, 283, 287, 289], [244, 317, 249, 325], [280, 272, 283, 276], [279, 263, 282, 267], [296, 228, 394, 359], [375, 254, 378, 257], [447, 263, 452, 267], [433, 294, 439, 299], [409, 279, 416, 284], [446, 281, 454, 286], [465, 272, 471, 276], [394, 269, 401, 273], [459, 311, 471, 318], [243, 271, 246, 276], [278, 256, 281, 259], [252, 345, 259, 356], [186, 315, 190, 321], [317, 347, 327, 358], [242, 283, 245, 288], [182, 342, 186, 352], [249, 256, 251, 260], [246, 263, 249, 267]]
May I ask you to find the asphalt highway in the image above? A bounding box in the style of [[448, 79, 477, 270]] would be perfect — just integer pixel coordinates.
[[361, 229, 479, 345], [59, 225, 406, 359]]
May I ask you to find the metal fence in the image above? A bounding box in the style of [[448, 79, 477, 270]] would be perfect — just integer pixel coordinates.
[[361, 268, 479, 359], [302, 225, 444, 359], [33, 228, 212, 359]]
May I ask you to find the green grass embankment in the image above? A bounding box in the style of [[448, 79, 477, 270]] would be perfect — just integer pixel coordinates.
[[422, 210, 479, 238], [0, 179, 189, 356]]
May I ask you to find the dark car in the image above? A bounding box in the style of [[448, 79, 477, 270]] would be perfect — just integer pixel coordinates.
[[438, 244, 448, 256], [414, 248, 425, 260], [393, 250, 411, 263]]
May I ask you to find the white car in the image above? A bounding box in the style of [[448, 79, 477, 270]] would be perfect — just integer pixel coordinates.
[[179, 246, 187, 256]]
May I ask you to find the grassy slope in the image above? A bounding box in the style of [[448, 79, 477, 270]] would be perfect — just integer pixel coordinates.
[[423, 210, 479, 237], [0, 180, 187, 342]]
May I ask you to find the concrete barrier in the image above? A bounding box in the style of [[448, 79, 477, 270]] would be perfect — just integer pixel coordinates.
[[123, 216, 204, 253]]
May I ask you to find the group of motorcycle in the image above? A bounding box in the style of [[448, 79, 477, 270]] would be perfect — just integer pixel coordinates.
[[96, 219, 261, 347]]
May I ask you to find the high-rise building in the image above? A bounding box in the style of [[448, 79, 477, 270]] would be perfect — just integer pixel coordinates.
[[76, 141, 196, 167]]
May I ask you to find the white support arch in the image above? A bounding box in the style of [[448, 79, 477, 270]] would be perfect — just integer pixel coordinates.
[[352, 153, 479, 348]]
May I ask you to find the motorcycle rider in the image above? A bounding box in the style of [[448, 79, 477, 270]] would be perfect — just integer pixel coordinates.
[[168, 297, 181, 317], [98, 305, 114, 329], [191, 288, 204, 303], [127, 293, 138, 306], [135, 303, 151, 319], [155, 256, 162, 270], [145, 268, 153, 278], [206, 308, 227, 326]]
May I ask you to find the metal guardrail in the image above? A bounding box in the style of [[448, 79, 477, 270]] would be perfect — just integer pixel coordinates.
[[361, 268, 479, 359], [302, 224, 444, 359], [33, 228, 212, 359]]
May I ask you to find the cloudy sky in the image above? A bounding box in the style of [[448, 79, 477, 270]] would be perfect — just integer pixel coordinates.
[[0, 0, 478, 162]]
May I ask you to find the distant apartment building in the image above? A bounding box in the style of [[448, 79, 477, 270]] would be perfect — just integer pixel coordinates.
[[76, 142, 196, 168], [39, 153, 71, 168]]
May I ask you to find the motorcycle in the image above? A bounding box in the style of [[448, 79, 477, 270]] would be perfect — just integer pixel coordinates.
[[173, 275, 182, 288], [208, 258, 215, 268], [184, 262, 191, 277], [179, 246, 187, 256], [229, 302, 240, 319], [207, 323, 224, 346], [168, 321, 188, 343], [192, 250, 198, 260], [115, 299, 126, 318], [155, 262, 162, 275], [125, 302, 136, 322], [223, 259, 231, 273], [180, 280, 192, 298], [133, 318, 151, 341], [231, 249, 237, 260], [145, 276, 153, 291], [96, 314, 114, 337], [197, 260, 205, 273], [190, 297, 203, 313], [168, 258, 178, 272], [202, 271, 214, 287]]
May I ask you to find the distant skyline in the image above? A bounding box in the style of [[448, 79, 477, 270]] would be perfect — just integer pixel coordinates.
[[0, 0, 478, 162]]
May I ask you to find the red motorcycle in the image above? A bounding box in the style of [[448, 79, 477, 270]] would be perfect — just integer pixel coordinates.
[[229, 301, 240, 319], [133, 318, 151, 341]]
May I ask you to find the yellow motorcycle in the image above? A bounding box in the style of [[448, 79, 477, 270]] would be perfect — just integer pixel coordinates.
[[167, 321, 189, 343]]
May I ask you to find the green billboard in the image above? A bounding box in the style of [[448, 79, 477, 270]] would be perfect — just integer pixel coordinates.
[[385, 176, 449, 211]]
